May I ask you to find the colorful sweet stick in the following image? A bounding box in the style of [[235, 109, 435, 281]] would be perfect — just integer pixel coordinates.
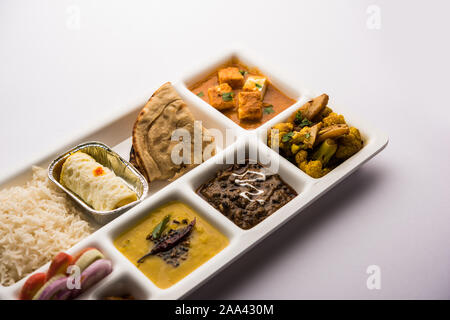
[[73, 247, 96, 261], [53, 285, 72, 300], [74, 248, 105, 272], [20, 247, 112, 300], [32, 274, 66, 300], [46, 252, 73, 279], [70, 259, 113, 299], [35, 276, 70, 300], [19, 272, 47, 300]]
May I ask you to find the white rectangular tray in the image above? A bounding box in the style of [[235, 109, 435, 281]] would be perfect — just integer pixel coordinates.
[[0, 47, 388, 300]]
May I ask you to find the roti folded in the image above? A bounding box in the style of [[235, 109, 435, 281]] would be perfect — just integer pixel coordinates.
[[131, 82, 215, 182]]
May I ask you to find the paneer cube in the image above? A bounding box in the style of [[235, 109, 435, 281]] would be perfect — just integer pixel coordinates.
[[208, 83, 235, 110], [218, 67, 244, 89], [238, 92, 263, 121], [243, 75, 268, 100]]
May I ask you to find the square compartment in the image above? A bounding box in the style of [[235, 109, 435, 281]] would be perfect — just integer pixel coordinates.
[[105, 188, 235, 290], [190, 138, 310, 230], [180, 47, 304, 131], [258, 94, 389, 181]]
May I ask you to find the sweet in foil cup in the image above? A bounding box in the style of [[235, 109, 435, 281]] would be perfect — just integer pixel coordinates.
[[48, 141, 149, 224]]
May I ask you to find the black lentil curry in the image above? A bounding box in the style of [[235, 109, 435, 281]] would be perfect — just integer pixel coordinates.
[[197, 161, 297, 229]]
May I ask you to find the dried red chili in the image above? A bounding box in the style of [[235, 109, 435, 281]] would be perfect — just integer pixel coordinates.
[[137, 218, 196, 264]]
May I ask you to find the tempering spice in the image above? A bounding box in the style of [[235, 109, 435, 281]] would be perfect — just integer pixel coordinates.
[[138, 218, 196, 266]]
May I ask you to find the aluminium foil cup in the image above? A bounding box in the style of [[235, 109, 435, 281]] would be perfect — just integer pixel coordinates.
[[48, 141, 148, 225]]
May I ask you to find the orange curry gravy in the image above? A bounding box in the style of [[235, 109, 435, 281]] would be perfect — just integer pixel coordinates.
[[189, 63, 296, 130]]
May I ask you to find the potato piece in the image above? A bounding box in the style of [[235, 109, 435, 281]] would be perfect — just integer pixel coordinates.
[[288, 94, 329, 123], [238, 92, 263, 121], [208, 83, 235, 110], [218, 67, 244, 89], [316, 124, 349, 144], [243, 75, 268, 100], [291, 123, 321, 149]]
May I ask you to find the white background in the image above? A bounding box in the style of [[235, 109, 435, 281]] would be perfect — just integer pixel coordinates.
[[1, 0, 449, 299]]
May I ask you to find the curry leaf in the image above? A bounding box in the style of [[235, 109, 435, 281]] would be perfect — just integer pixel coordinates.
[[197, 91, 204, 97]]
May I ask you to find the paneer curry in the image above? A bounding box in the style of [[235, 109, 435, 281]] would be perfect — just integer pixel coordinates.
[[268, 94, 364, 178], [190, 61, 296, 130]]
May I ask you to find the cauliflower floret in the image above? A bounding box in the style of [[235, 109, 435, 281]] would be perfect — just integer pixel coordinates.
[[335, 127, 363, 159], [295, 150, 308, 166], [322, 112, 346, 127], [291, 127, 310, 144], [272, 122, 293, 133], [268, 123, 293, 149], [291, 144, 301, 154], [299, 160, 330, 178], [291, 123, 321, 149]]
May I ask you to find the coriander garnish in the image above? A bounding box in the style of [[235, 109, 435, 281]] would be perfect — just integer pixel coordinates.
[[221, 92, 234, 102], [299, 118, 312, 128], [239, 70, 247, 76], [263, 105, 275, 114], [294, 110, 313, 127], [305, 133, 311, 139], [255, 83, 263, 89], [294, 110, 303, 124], [197, 91, 204, 97]]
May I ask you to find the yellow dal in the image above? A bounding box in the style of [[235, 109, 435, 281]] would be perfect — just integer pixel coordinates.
[[114, 201, 229, 289]]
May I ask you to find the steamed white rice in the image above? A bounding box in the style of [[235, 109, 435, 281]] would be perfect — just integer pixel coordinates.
[[0, 166, 93, 286]]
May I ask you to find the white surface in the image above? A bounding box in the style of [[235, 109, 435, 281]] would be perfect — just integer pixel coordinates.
[[0, 0, 449, 299]]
